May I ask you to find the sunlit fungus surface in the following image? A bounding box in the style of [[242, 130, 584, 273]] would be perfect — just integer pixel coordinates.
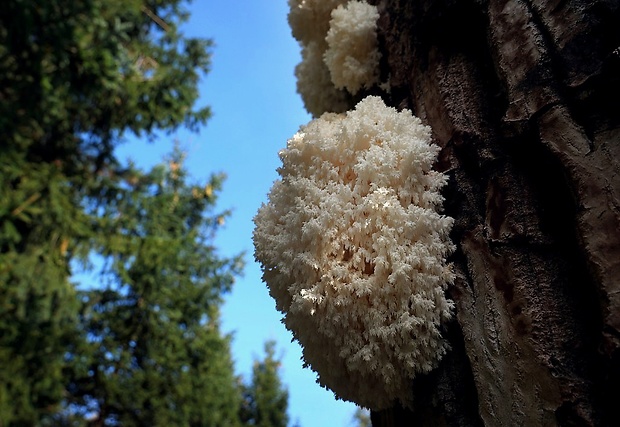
[[253, 96, 455, 409]]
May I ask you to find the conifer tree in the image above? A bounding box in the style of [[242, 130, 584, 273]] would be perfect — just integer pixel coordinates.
[[62, 149, 243, 426], [1, 0, 210, 423], [1, 1, 297, 424], [240, 341, 290, 427]]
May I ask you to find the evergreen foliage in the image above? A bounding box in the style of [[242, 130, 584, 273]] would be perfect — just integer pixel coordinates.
[[240, 341, 290, 427], [1, 0, 210, 421], [62, 150, 243, 426], [0, 0, 293, 424]]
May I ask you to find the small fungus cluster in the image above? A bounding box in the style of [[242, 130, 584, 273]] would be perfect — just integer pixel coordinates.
[[324, 1, 381, 94], [288, 0, 381, 116]]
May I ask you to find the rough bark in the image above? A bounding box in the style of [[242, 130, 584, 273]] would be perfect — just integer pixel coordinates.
[[368, 0, 620, 425]]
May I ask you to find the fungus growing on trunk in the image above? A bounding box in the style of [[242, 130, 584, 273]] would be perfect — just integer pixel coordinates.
[[288, 0, 351, 117], [253, 96, 455, 409], [288, 0, 383, 116], [324, 1, 381, 94]]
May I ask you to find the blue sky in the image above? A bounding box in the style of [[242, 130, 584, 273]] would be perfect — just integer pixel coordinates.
[[115, 1, 361, 426]]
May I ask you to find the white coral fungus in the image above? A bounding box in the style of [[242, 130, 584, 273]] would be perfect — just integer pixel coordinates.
[[253, 96, 455, 410], [324, 1, 381, 94], [288, 0, 352, 117]]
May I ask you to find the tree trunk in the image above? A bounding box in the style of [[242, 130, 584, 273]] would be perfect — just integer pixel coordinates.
[[369, 0, 620, 425]]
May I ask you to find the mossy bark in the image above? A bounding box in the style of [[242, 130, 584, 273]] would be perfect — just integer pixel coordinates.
[[367, 0, 620, 425]]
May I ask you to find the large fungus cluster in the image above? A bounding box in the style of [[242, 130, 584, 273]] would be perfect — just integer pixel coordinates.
[[253, 97, 455, 409]]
